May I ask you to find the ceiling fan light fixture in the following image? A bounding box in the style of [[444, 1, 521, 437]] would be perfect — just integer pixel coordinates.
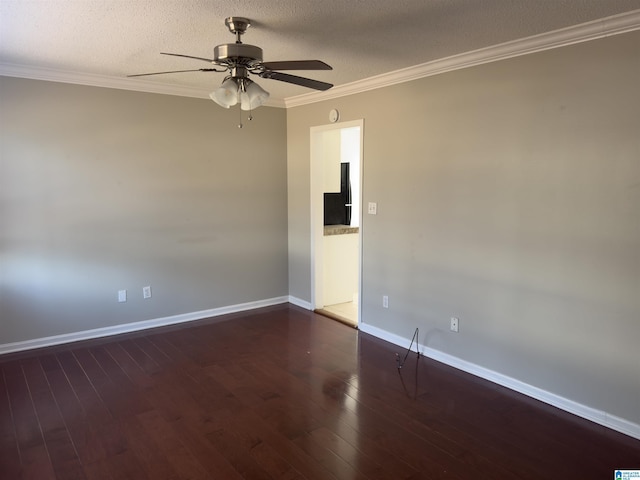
[[240, 80, 270, 111], [210, 77, 239, 108], [130, 16, 333, 114]]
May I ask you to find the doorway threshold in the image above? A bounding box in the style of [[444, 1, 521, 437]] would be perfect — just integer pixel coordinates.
[[314, 308, 358, 329]]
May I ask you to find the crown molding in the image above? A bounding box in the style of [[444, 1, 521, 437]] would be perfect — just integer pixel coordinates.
[[1, 10, 638, 110], [0, 63, 287, 108], [0, 63, 207, 97], [285, 9, 640, 108]]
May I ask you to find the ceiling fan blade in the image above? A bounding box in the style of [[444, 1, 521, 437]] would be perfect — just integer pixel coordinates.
[[260, 71, 333, 91], [127, 68, 221, 78], [261, 60, 332, 71], [160, 52, 217, 63]]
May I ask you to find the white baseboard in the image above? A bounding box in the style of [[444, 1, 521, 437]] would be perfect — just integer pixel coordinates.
[[288, 296, 313, 310], [358, 322, 640, 441], [0, 296, 290, 355]]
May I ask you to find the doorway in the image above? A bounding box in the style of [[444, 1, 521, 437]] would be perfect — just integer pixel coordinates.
[[310, 119, 363, 327]]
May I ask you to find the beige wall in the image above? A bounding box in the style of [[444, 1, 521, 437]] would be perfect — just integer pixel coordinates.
[[287, 31, 640, 425], [0, 78, 288, 344]]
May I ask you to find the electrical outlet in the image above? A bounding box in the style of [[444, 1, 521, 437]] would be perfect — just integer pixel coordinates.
[[368, 202, 377, 215], [450, 317, 459, 333], [143, 286, 152, 299], [118, 289, 127, 303], [383, 295, 389, 308]]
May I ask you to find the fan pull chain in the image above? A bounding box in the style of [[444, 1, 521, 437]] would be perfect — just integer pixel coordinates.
[[237, 107, 254, 128]]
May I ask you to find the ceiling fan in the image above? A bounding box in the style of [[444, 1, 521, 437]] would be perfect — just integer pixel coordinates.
[[129, 16, 333, 112]]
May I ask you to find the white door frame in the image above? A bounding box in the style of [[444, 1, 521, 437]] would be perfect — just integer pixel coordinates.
[[310, 119, 364, 323]]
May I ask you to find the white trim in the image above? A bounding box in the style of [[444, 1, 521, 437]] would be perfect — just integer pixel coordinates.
[[288, 296, 313, 310], [1, 11, 637, 110], [358, 322, 640, 441], [0, 296, 289, 355], [0, 63, 286, 108], [0, 63, 208, 98], [285, 9, 640, 108]]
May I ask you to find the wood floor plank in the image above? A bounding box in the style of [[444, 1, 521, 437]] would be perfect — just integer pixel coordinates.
[[135, 409, 216, 480], [352, 342, 617, 479], [82, 449, 150, 480], [228, 409, 338, 480], [20, 357, 85, 480], [292, 430, 371, 480], [340, 337, 557, 476], [117, 339, 163, 376], [308, 426, 406, 480], [327, 365, 527, 479], [205, 426, 281, 480], [101, 343, 155, 390], [39, 354, 93, 466], [0, 365, 22, 479], [3, 361, 44, 451], [247, 356, 463, 479], [55, 351, 109, 420], [215, 404, 322, 480], [88, 345, 151, 417], [18, 443, 58, 480], [2, 360, 57, 479], [118, 415, 181, 480], [244, 357, 459, 479], [71, 348, 128, 419], [1, 304, 638, 480], [54, 350, 129, 466], [131, 337, 173, 369]]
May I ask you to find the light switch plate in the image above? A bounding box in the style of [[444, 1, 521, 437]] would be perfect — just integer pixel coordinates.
[[368, 202, 377, 215]]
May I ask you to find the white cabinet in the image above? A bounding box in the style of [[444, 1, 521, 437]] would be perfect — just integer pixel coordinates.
[[323, 232, 358, 306]]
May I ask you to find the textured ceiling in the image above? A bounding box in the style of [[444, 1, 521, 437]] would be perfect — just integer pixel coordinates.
[[1, 1, 640, 104]]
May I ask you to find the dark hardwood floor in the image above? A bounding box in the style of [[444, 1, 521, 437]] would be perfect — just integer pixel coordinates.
[[1, 304, 638, 479]]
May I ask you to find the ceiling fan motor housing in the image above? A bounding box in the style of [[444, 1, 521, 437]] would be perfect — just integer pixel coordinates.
[[214, 43, 263, 68]]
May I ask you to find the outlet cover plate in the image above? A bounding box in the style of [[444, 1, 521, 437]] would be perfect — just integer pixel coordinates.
[[450, 317, 459, 332]]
